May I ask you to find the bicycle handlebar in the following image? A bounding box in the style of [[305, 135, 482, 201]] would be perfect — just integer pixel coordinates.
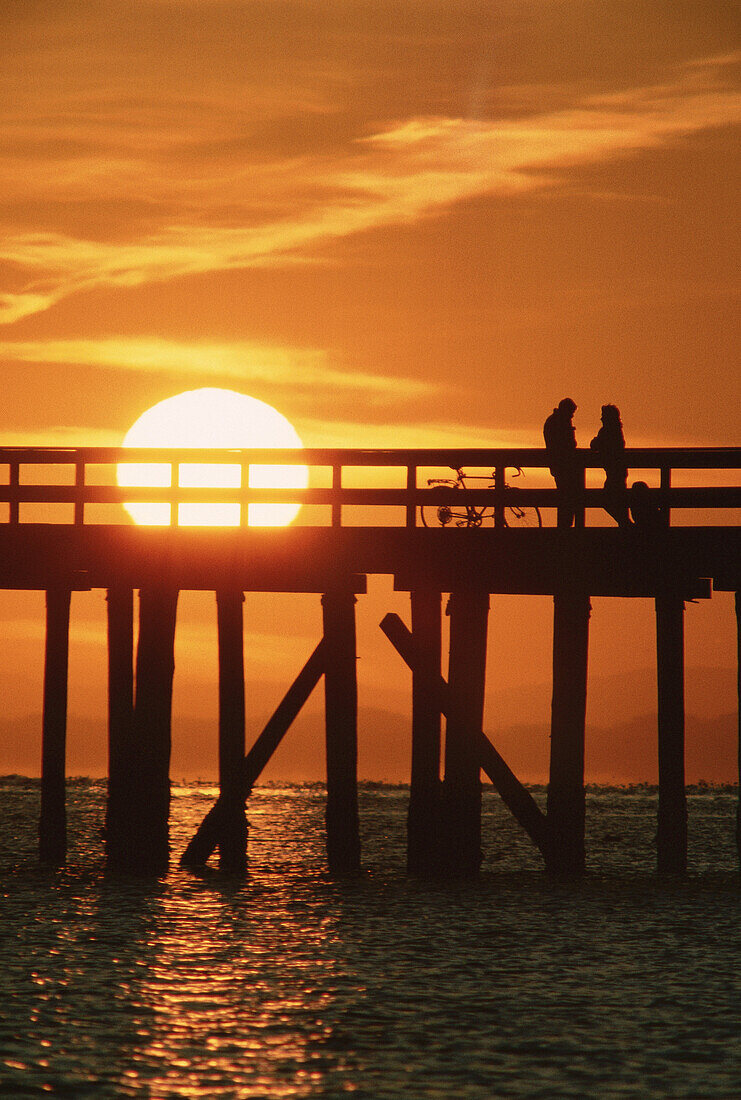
[[427, 465, 527, 487]]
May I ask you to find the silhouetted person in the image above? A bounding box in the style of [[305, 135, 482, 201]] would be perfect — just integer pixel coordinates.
[[590, 404, 632, 527], [544, 398, 578, 527], [629, 480, 664, 531]]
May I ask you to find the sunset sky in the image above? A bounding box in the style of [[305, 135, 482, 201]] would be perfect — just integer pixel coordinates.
[[0, 1, 738, 783]]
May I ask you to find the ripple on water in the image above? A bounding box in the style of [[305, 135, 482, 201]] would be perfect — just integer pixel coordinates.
[[0, 780, 739, 1098]]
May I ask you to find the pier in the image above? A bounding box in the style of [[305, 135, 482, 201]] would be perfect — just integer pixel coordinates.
[[1, 444, 739, 876]]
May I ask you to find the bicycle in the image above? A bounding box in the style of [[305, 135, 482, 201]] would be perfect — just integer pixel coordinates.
[[420, 467, 542, 528]]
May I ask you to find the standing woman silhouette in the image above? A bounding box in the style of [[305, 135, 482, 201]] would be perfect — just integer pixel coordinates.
[[590, 404, 632, 527]]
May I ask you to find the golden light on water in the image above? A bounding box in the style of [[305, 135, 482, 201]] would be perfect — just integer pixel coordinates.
[[117, 388, 309, 526]]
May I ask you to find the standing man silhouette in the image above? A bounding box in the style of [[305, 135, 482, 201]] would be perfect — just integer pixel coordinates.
[[543, 398, 578, 528]]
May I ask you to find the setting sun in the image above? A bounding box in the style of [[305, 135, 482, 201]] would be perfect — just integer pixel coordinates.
[[117, 388, 309, 526]]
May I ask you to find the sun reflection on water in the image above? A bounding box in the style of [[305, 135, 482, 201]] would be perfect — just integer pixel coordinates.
[[1, 781, 741, 1097]]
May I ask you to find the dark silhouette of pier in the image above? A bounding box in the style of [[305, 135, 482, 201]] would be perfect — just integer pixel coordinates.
[[1, 444, 739, 876]]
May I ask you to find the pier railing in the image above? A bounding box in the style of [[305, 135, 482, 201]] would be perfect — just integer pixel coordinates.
[[0, 446, 739, 527]]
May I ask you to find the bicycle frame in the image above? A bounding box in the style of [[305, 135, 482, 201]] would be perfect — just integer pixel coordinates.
[[421, 467, 541, 529]]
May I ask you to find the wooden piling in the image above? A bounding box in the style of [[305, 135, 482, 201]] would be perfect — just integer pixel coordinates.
[[39, 587, 71, 864], [654, 594, 687, 873], [546, 590, 591, 874], [737, 592, 741, 869], [105, 587, 134, 866], [734, 594, 738, 866], [322, 589, 361, 874], [216, 590, 247, 873], [407, 589, 443, 874], [442, 588, 489, 877], [110, 587, 178, 874]]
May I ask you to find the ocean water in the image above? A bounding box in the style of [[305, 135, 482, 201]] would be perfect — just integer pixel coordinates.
[[1, 779, 740, 1099]]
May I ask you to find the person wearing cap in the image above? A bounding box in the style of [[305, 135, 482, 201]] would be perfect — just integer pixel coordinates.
[[543, 398, 579, 527]]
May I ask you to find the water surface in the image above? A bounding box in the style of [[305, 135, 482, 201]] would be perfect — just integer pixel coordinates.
[[1, 780, 739, 1098]]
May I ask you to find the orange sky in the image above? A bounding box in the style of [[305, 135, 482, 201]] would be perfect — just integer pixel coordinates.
[[0, 2, 738, 781]]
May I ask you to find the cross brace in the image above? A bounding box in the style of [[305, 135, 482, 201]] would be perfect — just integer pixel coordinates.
[[181, 638, 326, 867], [380, 612, 550, 858]]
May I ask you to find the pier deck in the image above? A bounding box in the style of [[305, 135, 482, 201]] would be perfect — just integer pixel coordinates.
[[0, 445, 738, 876], [0, 444, 738, 594], [0, 522, 737, 595]]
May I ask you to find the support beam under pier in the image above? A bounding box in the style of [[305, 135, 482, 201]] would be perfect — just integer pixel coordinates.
[[737, 592, 741, 870], [546, 590, 591, 874], [39, 587, 71, 864], [442, 588, 490, 877], [105, 587, 134, 867], [108, 587, 178, 874], [408, 589, 442, 875], [216, 590, 247, 873], [655, 594, 687, 874], [322, 590, 361, 874]]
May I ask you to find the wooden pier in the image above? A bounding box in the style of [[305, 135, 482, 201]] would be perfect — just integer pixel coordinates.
[[0, 444, 739, 876]]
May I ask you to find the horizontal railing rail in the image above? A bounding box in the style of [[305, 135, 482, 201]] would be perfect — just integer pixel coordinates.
[[0, 445, 739, 466], [0, 447, 738, 528]]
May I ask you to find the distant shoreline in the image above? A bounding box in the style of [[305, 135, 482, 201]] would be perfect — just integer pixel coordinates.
[[1, 774, 738, 795]]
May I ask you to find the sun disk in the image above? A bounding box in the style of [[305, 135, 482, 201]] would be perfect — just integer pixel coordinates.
[[117, 388, 309, 526]]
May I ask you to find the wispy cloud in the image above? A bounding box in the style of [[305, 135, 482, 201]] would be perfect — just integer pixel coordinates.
[[0, 414, 512, 450], [0, 292, 59, 325], [0, 417, 705, 452], [0, 55, 738, 323], [0, 336, 436, 397], [293, 416, 539, 450], [0, 425, 123, 447]]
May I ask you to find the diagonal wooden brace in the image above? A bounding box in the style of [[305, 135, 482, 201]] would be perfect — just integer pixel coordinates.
[[181, 638, 327, 868], [380, 612, 550, 859]]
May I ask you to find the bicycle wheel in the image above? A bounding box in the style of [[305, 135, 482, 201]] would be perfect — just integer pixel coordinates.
[[504, 505, 542, 528], [420, 486, 455, 527]]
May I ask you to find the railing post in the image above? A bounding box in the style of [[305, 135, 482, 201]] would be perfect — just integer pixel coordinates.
[[74, 459, 85, 526], [575, 463, 586, 529], [8, 460, 19, 525], [406, 465, 417, 528], [171, 462, 179, 527], [331, 465, 342, 529], [241, 461, 249, 526], [494, 466, 505, 528], [660, 466, 672, 527]]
